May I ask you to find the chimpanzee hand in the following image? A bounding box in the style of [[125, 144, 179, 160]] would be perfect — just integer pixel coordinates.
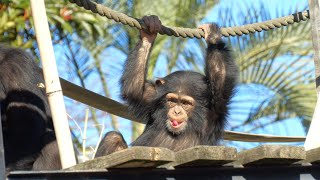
[[198, 23, 222, 45], [140, 15, 162, 43]]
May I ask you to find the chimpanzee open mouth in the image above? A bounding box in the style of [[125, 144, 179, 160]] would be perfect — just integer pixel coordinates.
[[170, 120, 185, 128], [166, 119, 187, 134]]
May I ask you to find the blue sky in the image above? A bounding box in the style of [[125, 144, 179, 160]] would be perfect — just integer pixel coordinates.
[[206, 0, 310, 149], [207, 0, 308, 148]]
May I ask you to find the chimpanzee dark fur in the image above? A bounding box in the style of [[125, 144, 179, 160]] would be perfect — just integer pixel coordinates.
[[0, 45, 61, 173], [95, 131, 128, 158], [96, 20, 238, 156]]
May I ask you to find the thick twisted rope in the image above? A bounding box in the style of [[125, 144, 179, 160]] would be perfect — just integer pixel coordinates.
[[69, 0, 310, 38]]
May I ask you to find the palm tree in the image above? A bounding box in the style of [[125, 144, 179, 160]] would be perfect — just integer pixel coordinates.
[[217, 5, 315, 141]]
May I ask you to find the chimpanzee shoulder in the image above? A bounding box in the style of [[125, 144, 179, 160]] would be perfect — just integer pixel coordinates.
[[0, 45, 59, 173]]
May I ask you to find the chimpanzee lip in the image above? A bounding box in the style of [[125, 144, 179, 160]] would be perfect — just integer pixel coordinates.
[[170, 120, 185, 129]]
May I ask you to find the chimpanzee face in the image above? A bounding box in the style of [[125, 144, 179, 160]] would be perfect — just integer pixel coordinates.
[[165, 92, 195, 134], [151, 71, 210, 135]]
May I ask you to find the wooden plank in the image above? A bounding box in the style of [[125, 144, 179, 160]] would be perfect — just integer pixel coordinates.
[[0, 104, 5, 178], [236, 145, 305, 166], [68, 147, 175, 170], [224, 131, 305, 142], [306, 147, 320, 164], [173, 146, 237, 167], [60, 77, 307, 143], [59, 78, 138, 123], [308, 0, 320, 92], [305, 0, 320, 150]]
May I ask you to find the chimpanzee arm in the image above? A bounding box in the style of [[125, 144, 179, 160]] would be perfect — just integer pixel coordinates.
[[121, 39, 155, 102], [200, 24, 238, 115], [120, 16, 161, 120]]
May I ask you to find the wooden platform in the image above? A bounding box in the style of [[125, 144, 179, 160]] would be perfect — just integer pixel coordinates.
[[67, 145, 313, 170], [236, 145, 305, 166], [173, 146, 237, 167], [8, 145, 320, 180], [306, 147, 320, 164], [68, 146, 175, 170]]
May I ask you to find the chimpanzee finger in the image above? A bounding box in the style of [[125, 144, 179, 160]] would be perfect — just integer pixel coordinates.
[[198, 24, 210, 39], [142, 16, 151, 33], [198, 24, 210, 32], [154, 17, 161, 33], [148, 16, 157, 34]]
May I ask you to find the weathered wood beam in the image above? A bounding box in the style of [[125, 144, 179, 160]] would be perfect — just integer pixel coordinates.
[[0, 105, 5, 179], [173, 146, 237, 167], [68, 147, 175, 170], [59, 77, 306, 143], [306, 147, 320, 164], [60, 78, 135, 122], [223, 131, 305, 142], [305, 0, 320, 151], [236, 145, 305, 166], [66, 145, 307, 171]]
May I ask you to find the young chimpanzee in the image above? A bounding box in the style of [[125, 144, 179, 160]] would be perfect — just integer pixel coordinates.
[[0, 46, 61, 173], [95, 15, 238, 156]]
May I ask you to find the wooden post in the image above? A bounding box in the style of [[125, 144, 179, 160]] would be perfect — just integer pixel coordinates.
[[30, 0, 77, 168], [305, 0, 320, 150], [0, 104, 5, 179]]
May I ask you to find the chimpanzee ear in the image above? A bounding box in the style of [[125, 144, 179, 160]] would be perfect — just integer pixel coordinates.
[[155, 79, 165, 86]]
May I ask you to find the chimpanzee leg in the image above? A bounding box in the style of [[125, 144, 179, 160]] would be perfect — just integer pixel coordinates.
[[32, 141, 61, 170], [95, 131, 128, 157], [32, 131, 61, 170], [3, 90, 47, 170]]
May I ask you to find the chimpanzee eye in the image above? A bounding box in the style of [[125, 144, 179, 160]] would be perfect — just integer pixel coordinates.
[[167, 98, 178, 107], [181, 100, 193, 110], [168, 102, 175, 107], [181, 100, 191, 106], [168, 98, 177, 103], [181, 104, 190, 110]]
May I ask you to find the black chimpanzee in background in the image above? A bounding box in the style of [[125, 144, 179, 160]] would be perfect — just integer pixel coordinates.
[[95, 15, 238, 157], [0, 46, 61, 173]]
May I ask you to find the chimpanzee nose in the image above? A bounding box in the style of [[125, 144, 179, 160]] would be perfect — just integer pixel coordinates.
[[174, 106, 181, 114]]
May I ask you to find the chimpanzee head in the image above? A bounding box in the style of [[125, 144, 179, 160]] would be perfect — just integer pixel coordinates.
[[152, 71, 211, 135]]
